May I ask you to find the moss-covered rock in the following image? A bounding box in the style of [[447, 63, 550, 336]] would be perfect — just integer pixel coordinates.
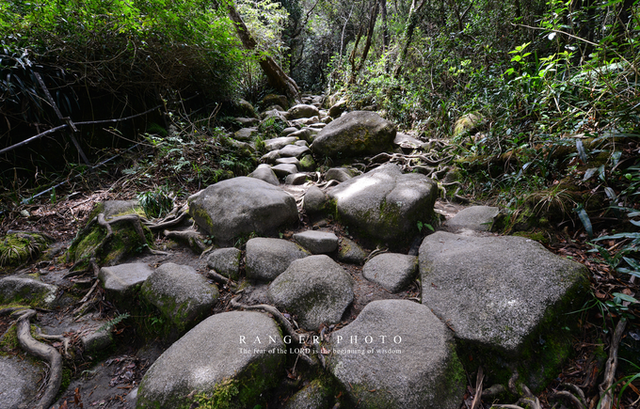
[[136, 311, 285, 409], [0, 232, 51, 267], [419, 231, 590, 392], [66, 201, 153, 269], [326, 300, 465, 409]]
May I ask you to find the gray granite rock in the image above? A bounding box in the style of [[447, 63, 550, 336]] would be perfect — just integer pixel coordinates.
[[0, 355, 43, 409], [283, 379, 332, 409], [285, 173, 309, 185], [187, 177, 298, 244], [289, 127, 319, 143], [311, 111, 396, 158], [136, 311, 285, 408], [279, 144, 311, 158], [281, 126, 299, 136], [326, 167, 355, 182], [288, 104, 320, 119], [272, 163, 299, 178], [337, 237, 368, 264], [443, 205, 500, 233], [99, 262, 154, 294], [0, 276, 57, 308], [141, 263, 218, 334], [207, 247, 242, 280], [234, 127, 258, 141], [245, 238, 310, 281], [275, 157, 301, 166], [303, 186, 326, 214], [293, 230, 339, 254], [394, 132, 430, 150], [419, 231, 590, 389], [249, 164, 280, 186], [265, 136, 298, 151], [260, 150, 282, 163], [363, 253, 418, 293], [328, 164, 437, 243], [269, 255, 353, 330], [326, 300, 465, 409]]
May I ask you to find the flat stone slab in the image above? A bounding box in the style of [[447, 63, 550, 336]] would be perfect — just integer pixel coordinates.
[[141, 263, 219, 333], [272, 163, 299, 178], [279, 144, 311, 158], [249, 164, 279, 186], [187, 177, 298, 244], [419, 231, 589, 354], [0, 355, 43, 409], [328, 164, 437, 243], [137, 311, 285, 408], [326, 300, 465, 409], [99, 262, 154, 293], [269, 255, 354, 330], [265, 136, 298, 151], [363, 253, 417, 293], [443, 206, 499, 233], [293, 230, 339, 254], [246, 238, 310, 281]]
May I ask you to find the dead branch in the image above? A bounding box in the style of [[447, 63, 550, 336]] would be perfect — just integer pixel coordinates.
[[13, 309, 63, 409], [599, 317, 627, 409], [471, 367, 484, 409]]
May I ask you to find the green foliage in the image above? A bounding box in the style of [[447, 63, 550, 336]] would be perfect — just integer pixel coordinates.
[[0, 0, 245, 102], [96, 312, 130, 334], [194, 378, 240, 409], [137, 186, 175, 219]]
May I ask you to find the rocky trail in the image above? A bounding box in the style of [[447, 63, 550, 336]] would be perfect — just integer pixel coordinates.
[[0, 95, 608, 409]]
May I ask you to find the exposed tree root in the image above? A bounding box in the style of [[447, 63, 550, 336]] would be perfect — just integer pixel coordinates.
[[230, 295, 317, 367], [163, 229, 207, 253], [206, 269, 236, 287], [13, 309, 63, 409]]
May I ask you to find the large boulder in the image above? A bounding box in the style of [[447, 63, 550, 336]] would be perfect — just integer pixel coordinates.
[[288, 104, 320, 120], [419, 231, 590, 390], [0, 355, 44, 409], [187, 177, 298, 244], [269, 255, 354, 330], [311, 111, 396, 158], [140, 263, 218, 335], [328, 164, 437, 243], [136, 311, 285, 408], [326, 300, 465, 409], [245, 238, 310, 282]]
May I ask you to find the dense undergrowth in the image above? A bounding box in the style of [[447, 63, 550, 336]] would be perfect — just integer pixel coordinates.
[[1, 0, 640, 407]]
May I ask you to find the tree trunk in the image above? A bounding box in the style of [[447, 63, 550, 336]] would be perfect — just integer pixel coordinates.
[[227, 3, 301, 102], [393, 0, 427, 78], [349, 0, 380, 83]]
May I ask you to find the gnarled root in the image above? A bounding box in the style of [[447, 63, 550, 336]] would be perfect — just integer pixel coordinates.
[[230, 295, 317, 367], [13, 309, 63, 409]]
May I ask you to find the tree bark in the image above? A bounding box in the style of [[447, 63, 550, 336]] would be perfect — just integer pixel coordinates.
[[349, 0, 380, 83], [227, 3, 301, 102], [393, 0, 428, 78]]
